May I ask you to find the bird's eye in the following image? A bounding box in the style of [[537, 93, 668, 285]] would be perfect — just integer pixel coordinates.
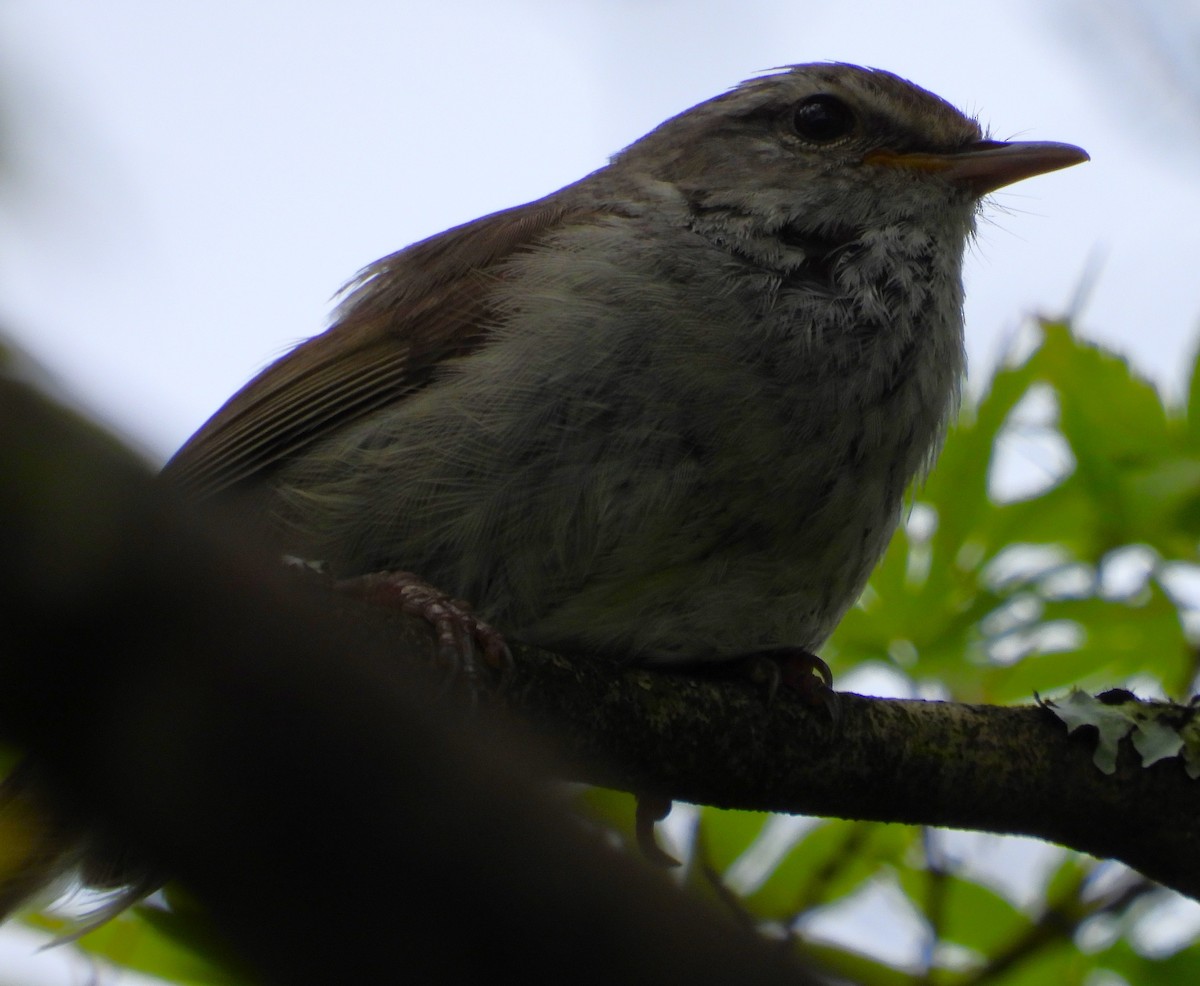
[[790, 95, 856, 144]]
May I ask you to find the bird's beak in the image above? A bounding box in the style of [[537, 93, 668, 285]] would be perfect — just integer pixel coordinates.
[[864, 140, 1089, 195]]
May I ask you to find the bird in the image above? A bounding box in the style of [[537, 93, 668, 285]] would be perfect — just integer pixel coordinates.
[[162, 63, 1086, 680], [0, 63, 1088, 926]]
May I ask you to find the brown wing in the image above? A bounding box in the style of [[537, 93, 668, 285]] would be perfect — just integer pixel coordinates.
[[162, 194, 592, 500]]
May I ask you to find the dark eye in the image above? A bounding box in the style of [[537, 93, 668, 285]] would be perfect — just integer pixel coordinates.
[[791, 95, 856, 143]]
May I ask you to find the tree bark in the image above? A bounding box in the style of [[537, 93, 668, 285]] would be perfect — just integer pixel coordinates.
[[344, 592, 1200, 903]]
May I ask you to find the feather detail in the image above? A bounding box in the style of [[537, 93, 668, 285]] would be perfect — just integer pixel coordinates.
[[162, 195, 603, 499]]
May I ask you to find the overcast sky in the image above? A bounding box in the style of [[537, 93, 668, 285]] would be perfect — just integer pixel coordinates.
[[2, 1, 1199, 980], [3, 0, 1199, 463]]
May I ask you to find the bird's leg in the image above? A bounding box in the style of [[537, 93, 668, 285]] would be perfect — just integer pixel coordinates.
[[635, 794, 681, 868], [634, 648, 836, 867]]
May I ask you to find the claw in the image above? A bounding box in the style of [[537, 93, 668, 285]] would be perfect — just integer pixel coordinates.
[[335, 571, 513, 692], [635, 795, 680, 868], [739, 647, 839, 723]]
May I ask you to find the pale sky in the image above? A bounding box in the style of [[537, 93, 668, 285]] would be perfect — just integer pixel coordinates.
[[2, 0, 1199, 980]]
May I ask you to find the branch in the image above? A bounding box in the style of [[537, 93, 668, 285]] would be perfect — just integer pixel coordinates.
[[339, 594, 1200, 901]]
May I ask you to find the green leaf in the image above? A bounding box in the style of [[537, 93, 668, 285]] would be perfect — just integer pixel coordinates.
[[1097, 938, 1200, 985], [987, 482, 1102, 558], [980, 583, 1187, 702], [1115, 457, 1200, 554], [695, 805, 771, 875], [1184, 338, 1200, 451], [744, 822, 913, 921], [963, 938, 1095, 986], [925, 331, 1050, 551], [1033, 321, 1171, 466], [575, 787, 644, 853], [796, 938, 918, 986], [31, 902, 250, 985], [899, 869, 1031, 956]]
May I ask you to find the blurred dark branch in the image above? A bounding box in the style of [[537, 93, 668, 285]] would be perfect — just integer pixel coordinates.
[[1, 370, 1199, 983], [0, 375, 825, 985]]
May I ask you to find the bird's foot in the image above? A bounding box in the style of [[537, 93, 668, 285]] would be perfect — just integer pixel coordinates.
[[632, 649, 835, 865], [740, 647, 838, 723], [335, 570, 513, 692]]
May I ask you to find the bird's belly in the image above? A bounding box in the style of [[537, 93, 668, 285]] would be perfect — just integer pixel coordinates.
[[509, 425, 914, 664], [272, 317, 951, 666]]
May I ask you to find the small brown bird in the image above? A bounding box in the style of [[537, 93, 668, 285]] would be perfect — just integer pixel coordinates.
[[163, 63, 1085, 675], [0, 63, 1087, 924]]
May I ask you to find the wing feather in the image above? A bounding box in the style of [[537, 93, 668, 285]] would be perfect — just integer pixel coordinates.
[[162, 194, 595, 499]]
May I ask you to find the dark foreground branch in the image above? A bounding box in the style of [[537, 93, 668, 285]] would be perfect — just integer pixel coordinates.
[[2, 370, 1199, 984], [0, 376, 828, 984]]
